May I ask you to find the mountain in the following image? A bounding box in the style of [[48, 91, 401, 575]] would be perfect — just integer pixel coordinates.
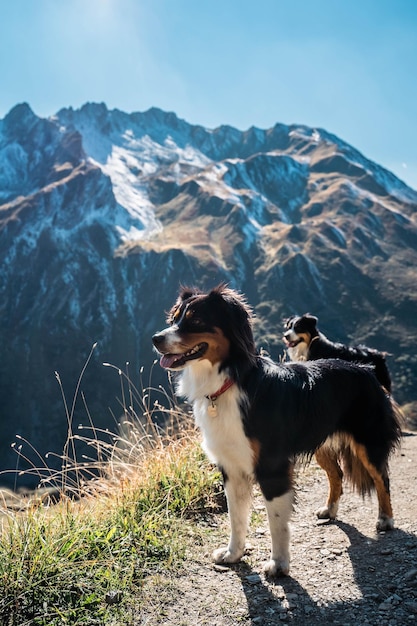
[[1, 102, 417, 485]]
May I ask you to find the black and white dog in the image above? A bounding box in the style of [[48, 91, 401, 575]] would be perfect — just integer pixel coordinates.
[[283, 313, 391, 392], [152, 285, 401, 576]]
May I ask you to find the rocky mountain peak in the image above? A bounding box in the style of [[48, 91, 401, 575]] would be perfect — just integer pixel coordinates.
[[2, 102, 37, 134]]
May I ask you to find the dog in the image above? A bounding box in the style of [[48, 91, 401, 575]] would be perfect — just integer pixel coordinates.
[[152, 285, 401, 576], [283, 313, 391, 392]]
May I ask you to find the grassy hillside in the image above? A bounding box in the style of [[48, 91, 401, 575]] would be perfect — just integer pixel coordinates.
[[0, 374, 223, 625]]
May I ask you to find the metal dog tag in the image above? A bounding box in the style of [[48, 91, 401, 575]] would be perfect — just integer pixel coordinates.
[[207, 402, 218, 417]]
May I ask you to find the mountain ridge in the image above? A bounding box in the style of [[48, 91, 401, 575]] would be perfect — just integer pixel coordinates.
[[1, 101, 416, 485]]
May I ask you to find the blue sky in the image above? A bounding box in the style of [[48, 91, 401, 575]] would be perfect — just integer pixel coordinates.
[[1, 0, 416, 189]]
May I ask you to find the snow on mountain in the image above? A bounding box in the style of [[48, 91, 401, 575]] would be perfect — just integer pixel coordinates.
[[50, 102, 417, 250], [55, 103, 213, 241]]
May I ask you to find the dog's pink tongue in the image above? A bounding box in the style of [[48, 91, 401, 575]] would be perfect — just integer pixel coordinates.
[[160, 354, 179, 369]]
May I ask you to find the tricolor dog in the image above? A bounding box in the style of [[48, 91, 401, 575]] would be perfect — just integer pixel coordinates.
[[283, 313, 391, 392], [152, 286, 401, 576]]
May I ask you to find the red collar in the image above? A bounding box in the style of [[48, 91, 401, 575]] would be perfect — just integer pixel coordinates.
[[206, 378, 235, 402]]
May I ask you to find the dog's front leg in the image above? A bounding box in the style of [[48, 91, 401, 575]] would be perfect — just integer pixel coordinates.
[[262, 490, 294, 576], [213, 470, 253, 565]]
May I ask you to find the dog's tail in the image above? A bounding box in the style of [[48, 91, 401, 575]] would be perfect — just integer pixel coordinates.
[[338, 395, 402, 497], [339, 444, 375, 496]]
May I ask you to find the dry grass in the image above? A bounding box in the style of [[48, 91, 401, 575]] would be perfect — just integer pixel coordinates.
[[0, 353, 222, 625]]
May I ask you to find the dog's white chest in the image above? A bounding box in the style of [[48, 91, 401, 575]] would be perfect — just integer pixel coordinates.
[[193, 388, 254, 477], [287, 344, 308, 361]]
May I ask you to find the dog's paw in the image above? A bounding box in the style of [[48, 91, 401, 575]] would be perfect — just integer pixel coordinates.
[[376, 515, 394, 531], [316, 504, 337, 520], [212, 547, 243, 564], [263, 558, 289, 577]]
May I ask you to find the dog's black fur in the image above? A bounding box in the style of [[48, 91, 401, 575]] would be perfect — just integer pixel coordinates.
[[283, 313, 391, 392], [153, 285, 401, 576]]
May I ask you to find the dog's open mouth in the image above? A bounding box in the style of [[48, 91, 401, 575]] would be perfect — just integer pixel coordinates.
[[284, 337, 302, 349], [159, 342, 209, 369]]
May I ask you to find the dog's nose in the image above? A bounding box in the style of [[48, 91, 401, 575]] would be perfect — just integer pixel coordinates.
[[152, 333, 164, 347]]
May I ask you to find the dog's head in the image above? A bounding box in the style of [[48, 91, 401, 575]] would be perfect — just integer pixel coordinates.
[[152, 284, 257, 373], [283, 313, 319, 350]]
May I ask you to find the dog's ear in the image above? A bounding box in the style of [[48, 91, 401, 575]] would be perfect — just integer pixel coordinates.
[[178, 285, 201, 302], [303, 313, 318, 332], [208, 284, 253, 325], [209, 284, 257, 367]]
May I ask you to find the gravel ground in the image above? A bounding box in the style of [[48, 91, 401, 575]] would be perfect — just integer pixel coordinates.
[[137, 431, 417, 626]]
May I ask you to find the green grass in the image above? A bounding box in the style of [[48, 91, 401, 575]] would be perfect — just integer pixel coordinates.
[[0, 359, 223, 625], [0, 430, 222, 625]]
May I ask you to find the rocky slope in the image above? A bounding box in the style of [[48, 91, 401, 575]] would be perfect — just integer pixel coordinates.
[[1, 102, 417, 484]]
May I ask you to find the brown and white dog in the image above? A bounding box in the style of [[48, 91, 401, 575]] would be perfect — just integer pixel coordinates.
[[152, 285, 401, 576]]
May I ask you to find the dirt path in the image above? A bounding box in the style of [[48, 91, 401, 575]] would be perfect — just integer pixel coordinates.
[[138, 431, 417, 626]]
